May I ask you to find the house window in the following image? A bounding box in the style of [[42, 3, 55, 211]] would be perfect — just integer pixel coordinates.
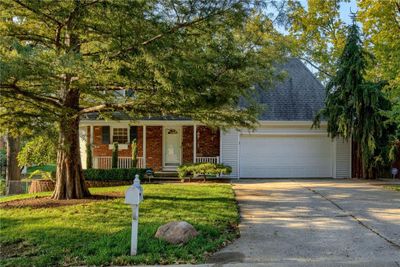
[[112, 128, 128, 144]]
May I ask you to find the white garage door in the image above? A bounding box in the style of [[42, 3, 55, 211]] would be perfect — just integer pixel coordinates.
[[239, 135, 333, 178]]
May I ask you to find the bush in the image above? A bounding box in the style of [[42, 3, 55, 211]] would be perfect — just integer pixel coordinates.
[[86, 143, 93, 169], [0, 179, 5, 196], [112, 142, 118, 168], [131, 138, 138, 168], [0, 148, 6, 167], [28, 170, 56, 181], [82, 168, 149, 181], [177, 163, 232, 179], [17, 136, 56, 167]]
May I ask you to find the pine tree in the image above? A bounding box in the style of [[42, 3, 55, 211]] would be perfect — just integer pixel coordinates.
[[314, 22, 396, 178]]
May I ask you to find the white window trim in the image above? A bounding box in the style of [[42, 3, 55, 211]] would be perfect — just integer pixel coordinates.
[[109, 126, 129, 149]]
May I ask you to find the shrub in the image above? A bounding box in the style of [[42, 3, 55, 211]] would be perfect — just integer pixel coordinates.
[[28, 170, 56, 181], [177, 163, 232, 179], [131, 138, 138, 168], [17, 136, 56, 167], [112, 142, 118, 168], [0, 179, 5, 196], [82, 168, 149, 181], [86, 143, 93, 169], [0, 148, 6, 167]]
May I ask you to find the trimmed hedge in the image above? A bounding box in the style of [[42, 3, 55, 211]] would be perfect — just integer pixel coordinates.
[[83, 168, 149, 181], [177, 163, 232, 179]]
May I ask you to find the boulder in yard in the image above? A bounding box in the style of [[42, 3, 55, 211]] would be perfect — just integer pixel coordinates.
[[155, 221, 198, 245]]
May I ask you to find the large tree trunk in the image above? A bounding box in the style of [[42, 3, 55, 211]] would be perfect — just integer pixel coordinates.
[[352, 141, 378, 179], [51, 85, 90, 199], [52, 1, 90, 199], [352, 141, 364, 179], [6, 135, 22, 195]]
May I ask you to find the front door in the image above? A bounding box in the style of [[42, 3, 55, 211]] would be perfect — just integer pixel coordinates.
[[163, 127, 182, 169]]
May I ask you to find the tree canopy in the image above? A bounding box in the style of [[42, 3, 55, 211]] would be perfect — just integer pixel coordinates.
[[0, 0, 288, 130], [314, 22, 396, 178], [288, 0, 400, 137], [0, 0, 288, 198]]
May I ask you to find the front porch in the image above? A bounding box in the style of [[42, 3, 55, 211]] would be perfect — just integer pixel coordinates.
[[79, 122, 220, 171]]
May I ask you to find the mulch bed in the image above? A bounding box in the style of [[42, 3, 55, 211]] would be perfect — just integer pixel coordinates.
[[0, 192, 124, 209]]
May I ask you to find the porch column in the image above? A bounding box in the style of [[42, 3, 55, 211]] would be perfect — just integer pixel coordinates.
[[193, 124, 197, 163], [143, 125, 146, 168], [90, 125, 94, 144]]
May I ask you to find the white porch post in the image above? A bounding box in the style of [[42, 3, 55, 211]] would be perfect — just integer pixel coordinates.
[[143, 125, 147, 168], [193, 124, 197, 163], [90, 125, 94, 144]]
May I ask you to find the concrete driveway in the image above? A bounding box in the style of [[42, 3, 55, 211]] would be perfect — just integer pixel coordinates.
[[208, 179, 400, 266]]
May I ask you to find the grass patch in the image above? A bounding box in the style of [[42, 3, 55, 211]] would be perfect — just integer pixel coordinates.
[[26, 165, 56, 174], [0, 184, 239, 266], [384, 185, 400, 191]]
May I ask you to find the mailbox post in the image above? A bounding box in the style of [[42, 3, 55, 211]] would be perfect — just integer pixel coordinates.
[[125, 174, 143, 256]]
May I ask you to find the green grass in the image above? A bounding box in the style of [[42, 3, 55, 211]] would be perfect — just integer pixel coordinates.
[[26, 165, 56, 174], [385, 185, 400, 191], [0, 184, 239, 266]]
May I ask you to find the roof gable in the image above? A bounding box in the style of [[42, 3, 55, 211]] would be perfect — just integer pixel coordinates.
[[82, 58, 325, 122], [251, 58, 325, 121]]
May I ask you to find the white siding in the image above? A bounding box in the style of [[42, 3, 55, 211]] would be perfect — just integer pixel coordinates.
[[239, 134, 333, 178], [335, 138, 351, 178], [221, 129, 239, 178]]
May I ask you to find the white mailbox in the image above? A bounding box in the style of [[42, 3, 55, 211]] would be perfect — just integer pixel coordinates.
[[125, 175, 143, 256], [125, 186, 141, 205], [125, 175, 143, 205]]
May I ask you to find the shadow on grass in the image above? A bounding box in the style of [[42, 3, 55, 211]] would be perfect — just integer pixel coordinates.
[[144, 195, 233, 202], [0, 216, 237, 267]]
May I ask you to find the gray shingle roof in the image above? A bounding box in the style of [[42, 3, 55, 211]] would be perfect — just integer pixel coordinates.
[[82, 58, 324, 122], [249, 58, 325, 121]]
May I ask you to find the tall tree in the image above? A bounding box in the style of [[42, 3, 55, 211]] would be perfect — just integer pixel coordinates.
[[358, 0, 400, 138], [6, 135, 22, 195], [0, 1, 288, 199], [314, 22, 395, 178], [286, 0, 347, 82]]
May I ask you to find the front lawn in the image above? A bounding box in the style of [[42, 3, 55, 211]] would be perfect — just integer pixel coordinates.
[[385, 185, 400, 191], [0, 184, 238, 266]]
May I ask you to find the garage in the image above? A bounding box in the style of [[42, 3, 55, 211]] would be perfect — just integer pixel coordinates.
[[239, 134, 333, 178]]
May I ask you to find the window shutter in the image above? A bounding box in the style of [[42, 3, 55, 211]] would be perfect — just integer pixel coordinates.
[[102, 126, 110, 144], [130, 126, 137, 142]]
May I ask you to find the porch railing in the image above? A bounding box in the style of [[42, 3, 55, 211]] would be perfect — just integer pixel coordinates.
[[94, 157, 145, 169], [195, 156, 220, 164]]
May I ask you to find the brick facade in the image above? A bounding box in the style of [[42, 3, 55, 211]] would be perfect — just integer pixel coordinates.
[[182, 126, 194, 164], [90, 125, 219, 171], [181, 126, 220, 163], [196, 126, 220, 157], [145, 126, 163, 171]]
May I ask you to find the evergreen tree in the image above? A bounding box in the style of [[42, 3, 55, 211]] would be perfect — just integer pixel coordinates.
[[112, 143, 118, 169], [86, 142, 92, 169], [131, 138, 138, 168], [314, 22, 396, 178]]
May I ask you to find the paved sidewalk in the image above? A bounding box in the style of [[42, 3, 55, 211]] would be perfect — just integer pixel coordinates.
[[205, 179, 400, 266]]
